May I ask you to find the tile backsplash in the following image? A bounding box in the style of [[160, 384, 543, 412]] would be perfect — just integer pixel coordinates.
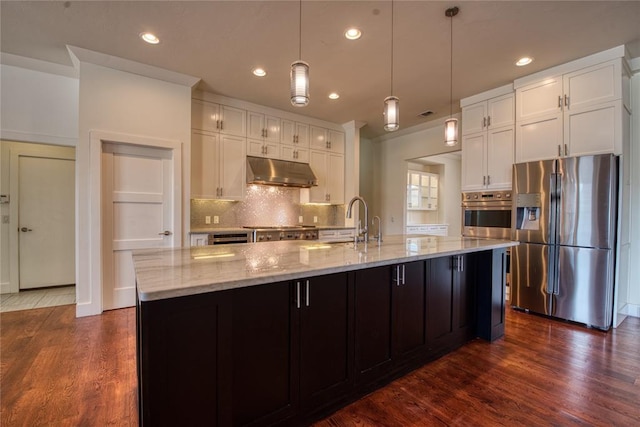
[[191, 185, 344, 228]]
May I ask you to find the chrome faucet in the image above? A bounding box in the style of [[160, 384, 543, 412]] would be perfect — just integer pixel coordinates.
[[346, 196, 369, 243], [372, 215, 382, 243]]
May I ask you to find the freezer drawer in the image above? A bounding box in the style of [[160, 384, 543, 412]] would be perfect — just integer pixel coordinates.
[[511, 243, 551, 315], [554, 246, 613, 329]]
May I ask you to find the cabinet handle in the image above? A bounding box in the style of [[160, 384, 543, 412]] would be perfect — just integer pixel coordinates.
[[451, 256, 458, 271], [564, 144, 568, 156], [394, 265, 401, 286], [487, 116, 491, 127], [558, 96, 562, 109], [294, 135, 298, 143], [402, 264, 406, 285], [216, 120, 220, 130], [220, 121, 224, 130], [558, 145, 562, 157], [305, 280, 310, 307], [487, 175, 491, 185], [483, 175, 486, 186], [564, 94, 569, 108], [483, 117, 487, 128], [296, 281, 301, 309], [219, 187, 223, 197], [459, 256, 464, 272]]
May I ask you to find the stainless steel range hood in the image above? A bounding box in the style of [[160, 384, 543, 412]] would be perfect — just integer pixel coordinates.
[[246, 156, 318, 188]]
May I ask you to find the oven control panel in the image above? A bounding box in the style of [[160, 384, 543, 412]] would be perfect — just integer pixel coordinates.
[[462, 190, 512, 203]]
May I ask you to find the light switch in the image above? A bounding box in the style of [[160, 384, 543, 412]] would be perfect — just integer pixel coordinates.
[[213, 216, 219, 224], [313, 216, 318, 223], [299, 216, 304, 223], [205, 216, 211, 224]]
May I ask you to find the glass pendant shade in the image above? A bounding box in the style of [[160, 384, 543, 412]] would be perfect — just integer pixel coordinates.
[[444, 118, 458, 146], [290, 60, 309, 107], [383, 96, 399, 132]]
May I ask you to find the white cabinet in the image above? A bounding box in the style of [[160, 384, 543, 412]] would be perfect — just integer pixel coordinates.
[[407, 171, 438, 211], [190, 233, 209, 247], [309, 126, 345, 153], [461, 92, 514, 191], [248, 111, 281, 142], [406, 224, 448, 236], [515, 59, 626, 162], [247, 138, 279, 159], [280, 145, 309, 163], [317, 229, 355, 243], [304, 150, 344, 204], [192, 100, 246, 137], [281, 120, 310, 147], [191, 130, 246, 200]]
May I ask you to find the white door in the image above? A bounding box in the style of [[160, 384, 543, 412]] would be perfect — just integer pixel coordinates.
[[18, 156, 75, 289], [102, 143, 175, 310]]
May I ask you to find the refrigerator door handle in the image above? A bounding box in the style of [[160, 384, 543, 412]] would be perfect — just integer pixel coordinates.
[[549, 173, 558, 245]]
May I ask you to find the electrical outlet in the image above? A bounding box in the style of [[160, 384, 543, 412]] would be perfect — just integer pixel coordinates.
[[313, 216, 318, 223], [299, 216, 303, 223], [213, 216, 219, 224], [205, 216, 211, 224]]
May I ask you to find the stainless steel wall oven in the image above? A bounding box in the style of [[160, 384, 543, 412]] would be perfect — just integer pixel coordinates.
[[461, 191, 512, 240]]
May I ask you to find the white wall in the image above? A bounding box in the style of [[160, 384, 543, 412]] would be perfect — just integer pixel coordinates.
[[0, 64, 78, 146], [376, 118, 461, 235], [76, 62, 192, 316]]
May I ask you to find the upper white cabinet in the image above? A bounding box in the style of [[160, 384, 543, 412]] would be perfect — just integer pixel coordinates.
[[304, 150, 344, 204], [248, 111, 281, 142], [461, 88, 514, 191], [281, 120, 310, 147], [309, 126, 345, 153], [191, 130, 246, 200], [515, 55, 628, 162], [192, 100, 246, 137]]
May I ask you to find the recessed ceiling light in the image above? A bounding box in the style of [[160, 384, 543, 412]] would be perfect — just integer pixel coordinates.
[[253, 68, 267, 77], [516, 57, 533, 66], [345, 28, 362, 40], [328, 93, 340, 100], [140, 32, 160, 45]]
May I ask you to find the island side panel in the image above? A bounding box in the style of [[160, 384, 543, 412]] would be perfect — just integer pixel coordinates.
[[475, 248, 507, 341]]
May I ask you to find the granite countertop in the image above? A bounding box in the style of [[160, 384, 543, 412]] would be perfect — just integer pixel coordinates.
[[134, 235, 517, 302]]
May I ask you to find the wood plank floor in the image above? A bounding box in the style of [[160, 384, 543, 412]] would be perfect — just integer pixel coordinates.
[[1, 306, 639, 426]]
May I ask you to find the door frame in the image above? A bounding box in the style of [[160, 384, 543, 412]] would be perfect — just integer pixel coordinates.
[[85, 130, 182, 316], [7, 144, 76, 294]]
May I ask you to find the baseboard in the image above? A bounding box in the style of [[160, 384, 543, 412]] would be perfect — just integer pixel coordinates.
[[0, 281, 12, 294], [619, 303, 640, 318], [75, 301, 102, 318]]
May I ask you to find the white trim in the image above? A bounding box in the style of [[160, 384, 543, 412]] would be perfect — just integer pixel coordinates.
[[8, 145, 76, 295], [630, 57, 640, 74], [84, 130, 182, 316], [460, 84, 514, 108], [0, 282, 11, 294], [514, 45, 626, 89], [620, 303, 640, 317], [0, 130, 77, 147], [67, 45, 200, 88], [0, 52, 77, 78]]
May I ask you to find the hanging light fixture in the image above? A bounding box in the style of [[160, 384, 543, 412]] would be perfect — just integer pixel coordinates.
[[444, 6, 459, 146], [291, 0, 309, 107], [384, 0, 399, 132]]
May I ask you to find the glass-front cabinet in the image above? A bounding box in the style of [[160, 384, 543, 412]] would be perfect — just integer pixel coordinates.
[[407, 171, 438, 211]]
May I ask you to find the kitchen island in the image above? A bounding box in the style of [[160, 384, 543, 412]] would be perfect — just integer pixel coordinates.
[[135, 236, 517, 426]]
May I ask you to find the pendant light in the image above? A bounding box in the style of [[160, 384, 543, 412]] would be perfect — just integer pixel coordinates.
[[444, 6, 459, 146], [291, 0, 309, 107], [383, 0, 399, 132]]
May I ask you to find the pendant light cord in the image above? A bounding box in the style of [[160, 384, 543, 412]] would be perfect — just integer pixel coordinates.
[[390, 0, 394, 96], [449, 10, 453, 118], [299, 0, 302, 60]]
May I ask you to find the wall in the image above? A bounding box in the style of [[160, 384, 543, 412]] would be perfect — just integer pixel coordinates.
[[190, 185, 340, 229], [625, 64, 640, 314], [0, 63, 78, 146], [76, 62, 192, 316], [375, 118, 461, 235]]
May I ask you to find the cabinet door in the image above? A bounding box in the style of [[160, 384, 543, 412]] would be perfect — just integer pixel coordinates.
[[326, 153, 344, 204], [393, 261, 427, 362], [563, 60, 620, 111], [461, 133, 487, 191], [231, 282, 297, 426], [296, 122, 310, 147], [516, 76, 562, 121], [308, 150, 327, 203], [327, 130, 345, 153], [191, 131, 219, 198], [488, 93, 514, 129], [454, 254, 475, 339], [298, 273, 352, 409], [281, 119, 296, 145], [309, 126, 328, 150], [192, 100, 221, 133], [564, 100, 621, 157], [486, 126, 514, 189], [247, 138, 267, 157], [219, 135, 246, 200], [219, 105, 246, 136], [461, 102, 487, 135], [426, 257, 454, 351], [515, 113, 563, 163], [264, 115, 281, 143], [354, 265, 393, 385], [247, 111, 265, 140]]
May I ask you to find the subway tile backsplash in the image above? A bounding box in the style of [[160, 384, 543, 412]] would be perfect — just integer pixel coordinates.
[[191, 185, 344, 228]]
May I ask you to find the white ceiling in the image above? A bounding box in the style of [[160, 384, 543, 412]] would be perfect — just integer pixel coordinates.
[[2, 1, 640, 139]]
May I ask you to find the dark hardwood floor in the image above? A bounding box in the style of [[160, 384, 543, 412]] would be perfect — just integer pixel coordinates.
[[1, 305, 639, 426]]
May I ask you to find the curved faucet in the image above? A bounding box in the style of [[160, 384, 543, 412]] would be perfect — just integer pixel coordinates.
[[346, 196, 368, 243]]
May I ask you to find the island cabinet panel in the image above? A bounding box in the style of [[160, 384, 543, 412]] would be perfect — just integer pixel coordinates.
[[137, 292, 232, 427], [475, 248, 508, 341], [426, 254, 476, 355], [354, 261, 427, 386], [230, 281, 297, 426], [229, 272, 353, 426]]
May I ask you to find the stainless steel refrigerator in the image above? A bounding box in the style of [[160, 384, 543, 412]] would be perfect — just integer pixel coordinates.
[[511, 154, 618, 330]]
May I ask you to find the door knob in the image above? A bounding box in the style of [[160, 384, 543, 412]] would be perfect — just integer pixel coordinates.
[[20, 227, 33, 232], [158, 230, 173, 236]]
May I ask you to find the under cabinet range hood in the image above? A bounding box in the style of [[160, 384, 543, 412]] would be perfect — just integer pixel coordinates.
[[246, 156, 318, 188]]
